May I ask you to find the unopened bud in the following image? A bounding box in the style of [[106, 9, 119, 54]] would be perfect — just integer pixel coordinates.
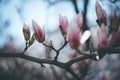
[[32, 20, 45, 43], [23, 23, 30, 41], [29, 33, 35, 46], [95, 1, 107, 26], [59, 15, 68, 36]]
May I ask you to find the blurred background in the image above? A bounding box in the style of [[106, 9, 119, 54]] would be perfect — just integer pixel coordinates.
[[0, 0, 120, 80]]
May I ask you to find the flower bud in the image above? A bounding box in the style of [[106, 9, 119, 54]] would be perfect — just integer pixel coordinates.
[[67, 20, 81, 49], [77, 12, 83, 31], [32, 20, 45, 43], [29, 33, 35, 46], [23, 23, 30, 41], [97, 24, 108, 51], [59, 15, 68, 36], [95, 1, 107, 26]]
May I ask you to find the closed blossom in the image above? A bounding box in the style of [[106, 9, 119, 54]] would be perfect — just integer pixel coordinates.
[[76, 12, 83, 31], [59, 15, 68, 35], [23, 23, 30, 41], [67, 21, 80, 49], [32, 20, 45, 43], [95, 1, 107, 25], [97, 24, 108, 50]]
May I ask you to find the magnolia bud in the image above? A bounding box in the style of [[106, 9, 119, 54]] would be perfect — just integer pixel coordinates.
[[95, 1, 107, 26], [29, 33, 35, 46], [97, 24, 108, 50], [77, 12, 83, 31], [67, 23, 81, 49], [32, 20, 45, 43], [59, 15, 68, 36], [23, 23, 30, 41]]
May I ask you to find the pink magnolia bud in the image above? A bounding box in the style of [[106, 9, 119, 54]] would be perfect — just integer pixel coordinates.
[[29, 33, 35, 46], [32, 20, 45, 43], [109, 26, 120, 47], [95, 1, 107, 26], [59, 15, 68, 35], [67, 21, 81, 49], [97, 24, 108, 50], [23, 23, 30, 41], [76, 12, 83, 31]]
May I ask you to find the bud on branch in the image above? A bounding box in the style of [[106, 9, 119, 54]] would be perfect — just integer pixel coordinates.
[[23, 23, 30, 41], [32, 20, 45, 43]]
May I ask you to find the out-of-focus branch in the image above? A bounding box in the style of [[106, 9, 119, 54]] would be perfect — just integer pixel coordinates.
[[66, 53, 97, 66], [107, 47, 120, 54], [0, 52, 65, 68], [43, 37, 68, 61], [72, 0, 79, 14], [0, 47, 120, 80], [83, 0, 89, 32]]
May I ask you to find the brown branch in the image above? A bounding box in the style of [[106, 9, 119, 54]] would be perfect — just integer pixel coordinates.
[[66, 47, 120, 66], [72, 0, 79, 14], [43, 37, 68, 61], [0, 52, 79, 79], [0, 52, 65, 68], [107, 47, 120, 54], [0, 46, 120, 80], [66, 53, 97, 66]]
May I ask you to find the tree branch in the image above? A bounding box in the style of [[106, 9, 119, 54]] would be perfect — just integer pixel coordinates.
[[0, 52, 65, 69], [66, 53, 97, 66], [0, 46, 120, 80], [72, 0, 79, 14]]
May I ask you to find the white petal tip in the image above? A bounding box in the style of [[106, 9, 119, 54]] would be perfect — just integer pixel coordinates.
[[81, 30, 91, 44], [96, 55, 99, 60]]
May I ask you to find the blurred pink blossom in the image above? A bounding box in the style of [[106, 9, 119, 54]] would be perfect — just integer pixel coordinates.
[[32, 20, 45, 43], [67, 21, 80, 49], [76, 12, 83, 31], [97, 24, 108, 50], [95, 1, 107, 25], [67, 12, 90, 50], [59, 15, 68, 35]]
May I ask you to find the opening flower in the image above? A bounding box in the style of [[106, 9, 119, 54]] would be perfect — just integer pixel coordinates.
[[68, 27, 80, 49], [67, 13, 90, 50]]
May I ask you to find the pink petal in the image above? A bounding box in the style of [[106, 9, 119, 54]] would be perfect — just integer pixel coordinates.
[[59, 15, 68, 34], [95, 1, 103, 20], [77, 12, 83, 31], [32, 20, 45, 42], [67, 21, 81, 49], [97, 24, 108, 50]]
